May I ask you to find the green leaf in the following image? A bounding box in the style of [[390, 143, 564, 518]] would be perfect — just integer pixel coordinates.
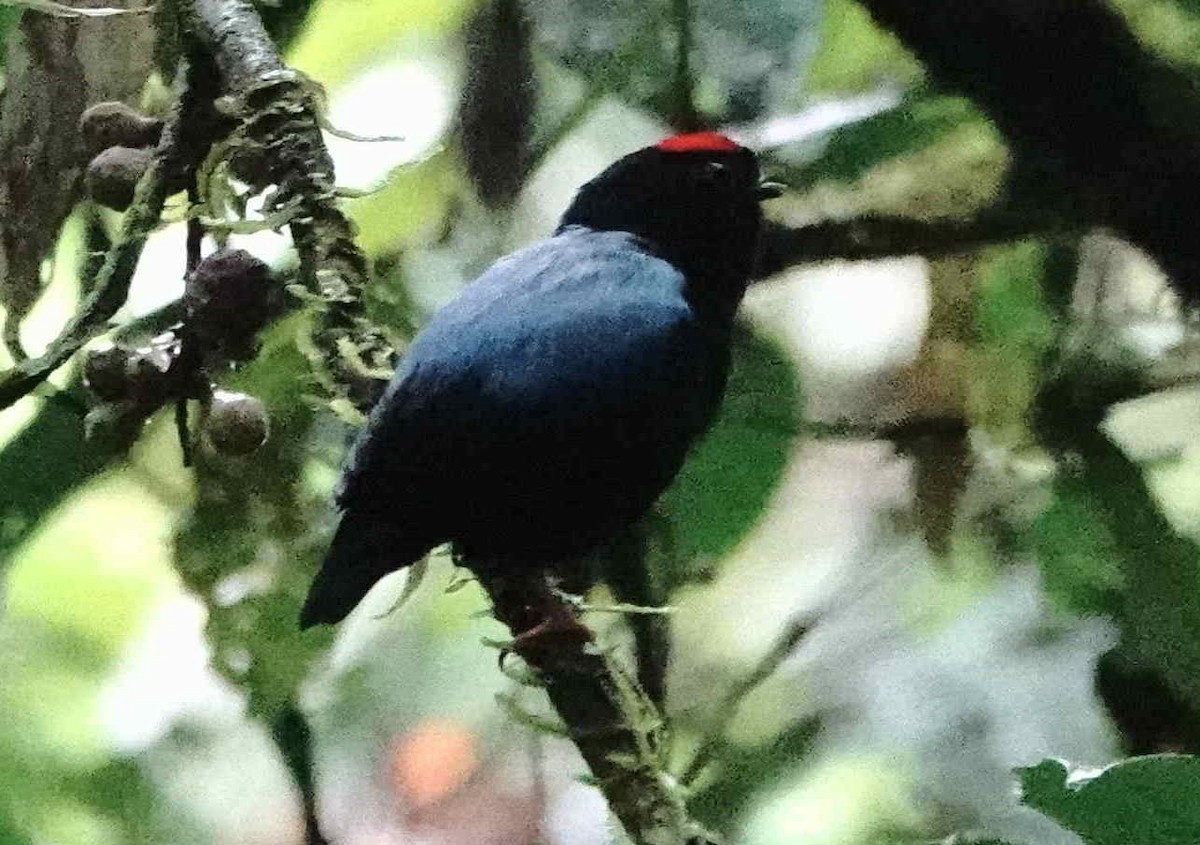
[[345, 152, 458, 257], [1110, 0, 1200, 69], [656, 322, 801, 586], [5, 469, 175, 654], [68, 758, 197, 844], [968, 241, 1059, 447], [1020, 756, 1200, 845], [1034, 360, 1200, 714], [974, 242, 1058, 350], [0, 4, 21, 59], [0, 814, 33, 845], [1033, 472, 1126, 617], [1079, 438, 1200, 711], [0, 390, 112, 566]]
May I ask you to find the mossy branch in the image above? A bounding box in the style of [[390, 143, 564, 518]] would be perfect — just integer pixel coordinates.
[[477, 569, 715, 845], [179, 0, 394, 411]]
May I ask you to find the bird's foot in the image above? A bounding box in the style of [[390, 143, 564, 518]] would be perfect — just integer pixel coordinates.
[[510, 599, 594, 656], [493, 595, 595, 673]]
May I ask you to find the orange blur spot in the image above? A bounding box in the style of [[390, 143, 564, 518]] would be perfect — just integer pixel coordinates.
[[390, 718, 479, 808]]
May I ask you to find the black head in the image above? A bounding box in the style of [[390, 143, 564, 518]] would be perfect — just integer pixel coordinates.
[[557, 132, 776, 320]]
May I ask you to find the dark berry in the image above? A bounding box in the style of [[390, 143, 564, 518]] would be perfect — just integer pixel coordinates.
[[184, 249, 276, 361], [85, 146, 153, 211], [83, 345, 131, 401], [204, 390, 269, 455], [78, 101, 163, 159], [123, 333, 181, 403]]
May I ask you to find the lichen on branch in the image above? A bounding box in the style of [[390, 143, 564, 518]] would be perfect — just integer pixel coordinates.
[[180, 0, 394, 411], [478, 569, 715, 845]]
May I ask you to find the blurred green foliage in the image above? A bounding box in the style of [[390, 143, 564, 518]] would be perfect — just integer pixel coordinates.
[[1, 472, 179, 845], [0, 391, 111, 561], [1063, 433, 1200, 712], [688, 717, 820, 830], [0, 5, 19, 65], [804, 0, 921, 94], [657, 324, 801, 585], [968, 240, 1060, 445], [797, 93, 984, 189], [1034, 473, 1126, 618]]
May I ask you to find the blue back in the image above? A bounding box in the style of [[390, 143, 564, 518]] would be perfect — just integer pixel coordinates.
[[336, 227, 730, 562]]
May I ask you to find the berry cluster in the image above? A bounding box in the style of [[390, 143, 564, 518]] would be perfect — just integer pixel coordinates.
[[82, 248, 276, 457], [77, 101, 282, 458], [79, 101, 165, 211]]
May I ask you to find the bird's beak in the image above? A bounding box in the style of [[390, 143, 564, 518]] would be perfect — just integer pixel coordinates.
[[755, 181, 785, 201]]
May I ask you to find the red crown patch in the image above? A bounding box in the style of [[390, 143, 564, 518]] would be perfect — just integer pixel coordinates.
[[656, 131, 742, 153]]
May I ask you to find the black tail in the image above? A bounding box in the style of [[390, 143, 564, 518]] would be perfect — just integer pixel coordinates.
[[300, 511, 433, 629]]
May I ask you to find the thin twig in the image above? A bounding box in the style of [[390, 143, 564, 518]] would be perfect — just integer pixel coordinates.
[[0, 65, 193, 410], [185, 181, 203, 274], [176, 178, 205, 466], [271, 701, 330, 845], [603, 522, 672, 709], [669, 0, 697, 130], [679, 614, 812, 787], [754, 209, 1080, 279]]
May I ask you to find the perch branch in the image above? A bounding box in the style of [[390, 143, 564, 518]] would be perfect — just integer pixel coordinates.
[[478, 569, 713, 845]]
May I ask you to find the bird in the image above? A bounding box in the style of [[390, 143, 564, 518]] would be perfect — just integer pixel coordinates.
[[300, 131, 780, 629]]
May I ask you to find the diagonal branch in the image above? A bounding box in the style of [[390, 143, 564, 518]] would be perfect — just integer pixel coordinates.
[[852, 0, 1200, 300], [179, 0, 394, 410], [0, 64, 199, 410], [478, 569, 712, 845]]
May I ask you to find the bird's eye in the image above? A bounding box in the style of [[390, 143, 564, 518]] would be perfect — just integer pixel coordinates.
[[702, 160, 737, 190]]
